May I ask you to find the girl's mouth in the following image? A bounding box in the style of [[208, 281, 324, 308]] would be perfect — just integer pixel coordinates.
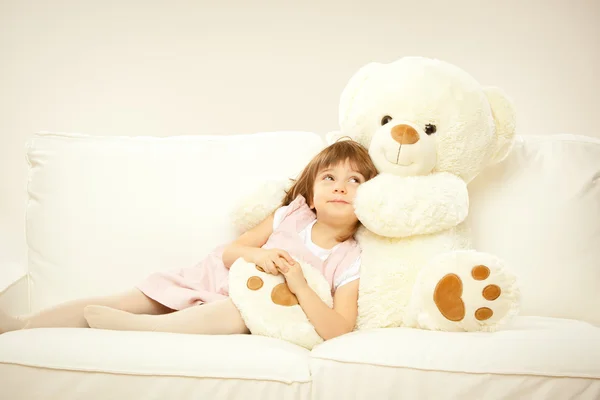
[[329, 199, 349, 204]]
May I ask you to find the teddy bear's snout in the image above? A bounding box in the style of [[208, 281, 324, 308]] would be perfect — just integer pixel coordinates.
[[391, 125, 420, 145]]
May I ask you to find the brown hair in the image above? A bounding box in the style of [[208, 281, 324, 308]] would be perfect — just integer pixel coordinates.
[[281, 138, 378, 240]]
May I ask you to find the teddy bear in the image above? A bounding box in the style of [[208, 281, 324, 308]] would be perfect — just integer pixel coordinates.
[[228, 57, 520, 347]]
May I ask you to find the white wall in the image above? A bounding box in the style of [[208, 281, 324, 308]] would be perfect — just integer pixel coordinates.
[[1, 0, 599, 279]]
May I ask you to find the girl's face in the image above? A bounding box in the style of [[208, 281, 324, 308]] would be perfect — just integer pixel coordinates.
[[311, 159, 366, 225]]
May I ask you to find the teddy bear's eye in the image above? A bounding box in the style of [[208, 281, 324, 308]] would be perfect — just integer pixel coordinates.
[[425, 124, 437, 135], [381, 115, 392, 126]]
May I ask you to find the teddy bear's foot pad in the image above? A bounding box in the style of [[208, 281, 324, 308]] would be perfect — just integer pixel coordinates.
[[416, 251, 519, 332], [246, 266, 299, 306], [434, 265, 501, 322], [228, 258, 332, 349]]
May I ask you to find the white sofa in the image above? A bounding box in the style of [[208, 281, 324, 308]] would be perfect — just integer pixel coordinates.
[[1, 131, 599, 399]]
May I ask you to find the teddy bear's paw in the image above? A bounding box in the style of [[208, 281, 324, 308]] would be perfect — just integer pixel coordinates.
[[228, 258, 332, 349], [414, 251, 520, 332], [229, 179, 291, 233], [246, 266, 299, 306], [434, 265, 501, 322]]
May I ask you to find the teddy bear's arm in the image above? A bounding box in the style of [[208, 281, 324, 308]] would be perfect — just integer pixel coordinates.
[[354, 172, 469, 238], [230, 179, 291, 233]]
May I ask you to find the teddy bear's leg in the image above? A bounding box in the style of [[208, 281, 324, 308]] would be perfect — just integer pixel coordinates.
[[410, 250, 520, 332], [228, 258, 331, 349]]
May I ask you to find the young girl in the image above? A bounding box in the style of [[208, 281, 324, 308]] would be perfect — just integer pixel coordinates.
[[0, 139, 378, 341]]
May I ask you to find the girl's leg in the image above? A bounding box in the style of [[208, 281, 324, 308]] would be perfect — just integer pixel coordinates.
[[0, 310, 24, 333], [0, 288, 172, 333], [84, 298, 249, 335]]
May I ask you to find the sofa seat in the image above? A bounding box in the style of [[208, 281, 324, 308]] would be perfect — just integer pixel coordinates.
[[2, 132, 599, 399], [310, 316, 600, 399], [0, 328, 311, 400]]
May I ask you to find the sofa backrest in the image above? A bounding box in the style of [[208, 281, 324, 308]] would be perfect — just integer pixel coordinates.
[[25, 132, 600, 326], [25, 131, 325, 311], [467, 134, 600, 325]]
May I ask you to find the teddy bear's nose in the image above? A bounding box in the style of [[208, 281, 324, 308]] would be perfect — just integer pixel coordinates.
[[391, 124, 420, 144]]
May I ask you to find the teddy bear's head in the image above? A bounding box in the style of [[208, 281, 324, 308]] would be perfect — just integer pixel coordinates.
[[332, 57, 516, 183]]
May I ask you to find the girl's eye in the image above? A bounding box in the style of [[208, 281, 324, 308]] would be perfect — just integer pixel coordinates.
[[323, 175, 334, 181], [349, 177, 361, 184]]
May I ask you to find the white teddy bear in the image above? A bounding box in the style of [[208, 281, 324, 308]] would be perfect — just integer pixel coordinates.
[[337, 56, 521, 332], [229, 57, 520, 348]]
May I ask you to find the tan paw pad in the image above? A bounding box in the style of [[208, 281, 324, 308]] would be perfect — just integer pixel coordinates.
[[271, 283, 299, 306], [475, 307, 493, 321], [433, 273, 465, 322], [482, 284, 501, 301], [247, 276, 264, 291], [471, 265, 490, 280]]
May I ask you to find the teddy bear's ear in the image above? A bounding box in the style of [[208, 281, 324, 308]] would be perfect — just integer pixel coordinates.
[[484, 87, 517, 164], [338, 62, 382, 130]]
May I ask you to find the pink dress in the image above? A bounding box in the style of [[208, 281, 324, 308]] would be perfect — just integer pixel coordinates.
[[137, 195, 361, 311]]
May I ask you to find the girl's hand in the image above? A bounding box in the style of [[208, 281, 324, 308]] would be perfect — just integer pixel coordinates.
[[278, 261, 309, 295], [253, 248, 295, 275]]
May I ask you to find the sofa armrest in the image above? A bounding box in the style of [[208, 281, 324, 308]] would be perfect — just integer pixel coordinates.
[[0, 263, 29, 316]]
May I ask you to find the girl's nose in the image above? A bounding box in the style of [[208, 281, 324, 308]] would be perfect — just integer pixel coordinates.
[[334, 184, 347, 194]]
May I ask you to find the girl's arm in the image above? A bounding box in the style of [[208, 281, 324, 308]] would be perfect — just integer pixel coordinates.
[[222, 214, 295, 273], [222, 214, 274, 268], [294, 279, 359, 341]]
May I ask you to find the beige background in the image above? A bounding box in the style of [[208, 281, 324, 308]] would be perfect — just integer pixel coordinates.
[[1, 0, 599, 278]]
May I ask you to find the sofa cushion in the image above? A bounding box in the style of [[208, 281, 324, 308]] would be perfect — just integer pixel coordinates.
[[467, 134, 600, 325], [25, 131, 324, 312], [0, 328, 311, 400], [310, 316, 600, 399]]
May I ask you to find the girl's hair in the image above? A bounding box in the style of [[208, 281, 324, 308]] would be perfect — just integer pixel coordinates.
[[281, 138, 378, 239]]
